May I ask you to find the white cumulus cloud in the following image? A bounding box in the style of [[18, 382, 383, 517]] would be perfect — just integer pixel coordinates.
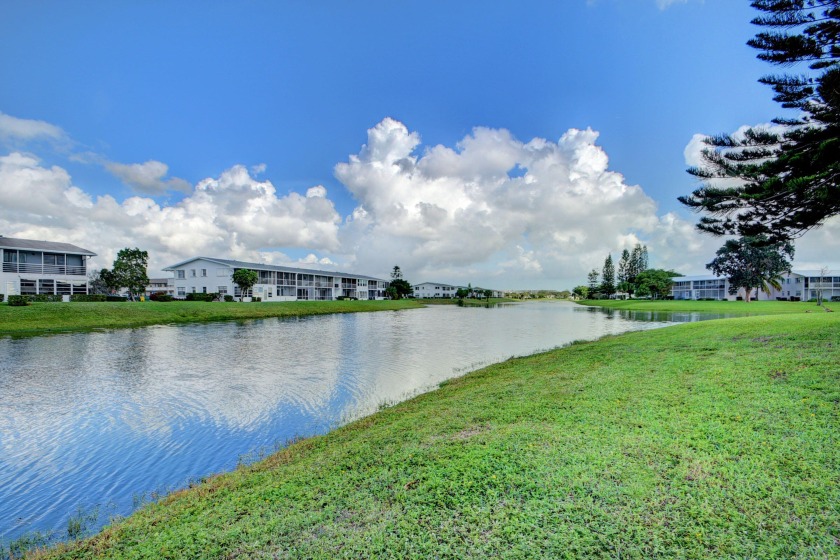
[[0, 112, 66, 143], [0, 154, 341, 275], [333, 118, 712, 287], [105, 160, 192, 195], [4, 113, 836, 290]]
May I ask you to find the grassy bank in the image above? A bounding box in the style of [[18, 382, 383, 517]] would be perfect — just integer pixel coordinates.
[[33, 313, 839, 558], [0, 300, 423, 336], [578, 298, 828, 315], [415, 297, 515, 306]]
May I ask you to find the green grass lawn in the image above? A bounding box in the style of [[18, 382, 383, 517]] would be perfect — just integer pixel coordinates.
[[578, 298, 830, 315], [0, 300, 423, 336], [30, 312, 840, 559]]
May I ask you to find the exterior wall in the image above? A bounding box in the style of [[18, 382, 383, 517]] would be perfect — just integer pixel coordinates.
[[170, 258, 235, 299], [0, 246, 91, 298], [670, 271, 840, 301], [165, 258, 388, 302], [802, 274, 840, 301], [413, 282, 460, 298], [145, 278, 175, 297], [413, 283, 504, 299], [774, 272, 840, 301]]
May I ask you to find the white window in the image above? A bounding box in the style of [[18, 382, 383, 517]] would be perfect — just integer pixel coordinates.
[[201, 269, 207, 277], [190, 269, 196, 277], [191, 286, 196, 293], [218, 286, 228, 295], [177, 270, 185, 279], [177, 287, 186, 297]]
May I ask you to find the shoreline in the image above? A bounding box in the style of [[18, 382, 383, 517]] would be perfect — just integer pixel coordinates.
[[0, 299, 424, 337], [573, 298, 830, 314], [25, 310, 839, 559]]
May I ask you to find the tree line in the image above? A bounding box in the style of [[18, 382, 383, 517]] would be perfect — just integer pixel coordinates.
[[574, 244, 680, 300]]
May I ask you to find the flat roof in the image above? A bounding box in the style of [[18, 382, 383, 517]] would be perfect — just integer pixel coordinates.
[[164, 256, 387, 282], [0, 236, 96, 256]]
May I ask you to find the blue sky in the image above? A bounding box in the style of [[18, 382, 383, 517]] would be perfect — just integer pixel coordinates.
[[1, 1, 836, 288]]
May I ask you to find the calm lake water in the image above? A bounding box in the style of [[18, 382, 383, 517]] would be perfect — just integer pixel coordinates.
[[0, 301, 720, 544]]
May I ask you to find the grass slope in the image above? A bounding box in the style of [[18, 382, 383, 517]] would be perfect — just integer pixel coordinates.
[[33, 313, 839, 559], [0, 300, 423, 336], [578, 299, 827, 315]]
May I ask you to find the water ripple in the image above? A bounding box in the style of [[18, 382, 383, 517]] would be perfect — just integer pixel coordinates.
[[0, 301, 692, 544]]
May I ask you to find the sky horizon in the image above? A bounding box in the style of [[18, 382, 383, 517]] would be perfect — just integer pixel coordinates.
[[2, 1, 838, 289]]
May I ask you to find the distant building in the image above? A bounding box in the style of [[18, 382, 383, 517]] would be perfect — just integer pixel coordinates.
[[413, 282, 504, 299], [145, 278, 175, 297], [163, 257, 389, 301], [0, 236, 95, 298], [671, 270, 840, 301], [413, 282, 460, 298]]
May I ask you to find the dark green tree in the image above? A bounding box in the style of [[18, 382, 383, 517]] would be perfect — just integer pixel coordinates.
[[617, 249, 630, 285], [634, 269, 681, 300], [97, 268, 122, 294], [601, 254, 616, 296], [572, 285, 589, 299], [706, 236, 794, 302], [620, 243, 648, 297], [587, 269, 600, 297], [680, 0, 840, 243], [387, 265, 412, 299], [103, 248, 149, 301], [88, 269, 111, 295], [232, 268, 259, 302], [483, 288, 493, 301]]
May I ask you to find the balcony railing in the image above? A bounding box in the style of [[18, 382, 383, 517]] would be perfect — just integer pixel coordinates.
[[2, 262, 87, 276]]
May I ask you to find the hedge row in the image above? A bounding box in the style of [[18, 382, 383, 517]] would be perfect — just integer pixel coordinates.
[[69, 294, 126, 302], [185, 292, 219, 302]]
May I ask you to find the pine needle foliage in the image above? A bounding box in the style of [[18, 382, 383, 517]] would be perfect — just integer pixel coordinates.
[[679, 0, 840, 242]]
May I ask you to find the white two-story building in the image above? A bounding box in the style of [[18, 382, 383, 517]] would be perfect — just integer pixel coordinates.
[[413, 282, 461, 298], [1, 236, 95, 298], [164, 257, 389, 301], [413, 282, 504, 299], [671, 270, 840, 301]]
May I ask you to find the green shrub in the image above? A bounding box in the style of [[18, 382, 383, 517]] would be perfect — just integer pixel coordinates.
[[252, 297, 262, 302], [224, 295, 234, 302], [149, 292, 173, 302], [831, 296, 840, 302], [106, 295, 127, 302], [0, 294, 4, 303], [70, 294, 107, 302], [185, 292, 218, 302], [26, 294, 64, 303], [8, 295, 31, 306]]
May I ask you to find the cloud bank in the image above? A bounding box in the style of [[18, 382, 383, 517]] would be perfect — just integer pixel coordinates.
[[333, 118, 721, 285], [1, 114, 835, 288], [0, 153, 341, 275]]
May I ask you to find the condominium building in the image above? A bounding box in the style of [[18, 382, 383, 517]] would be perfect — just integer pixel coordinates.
[[413, 282, 504, 299], [145, 278, 175, 297], [163, 257, 389, 301], [413, 282, 460, 298], [0, 236, 95, 298], [671, 270, 840, 301]]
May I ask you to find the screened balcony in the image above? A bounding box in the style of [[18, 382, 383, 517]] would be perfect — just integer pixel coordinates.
[[2, 250, 88, 276]]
